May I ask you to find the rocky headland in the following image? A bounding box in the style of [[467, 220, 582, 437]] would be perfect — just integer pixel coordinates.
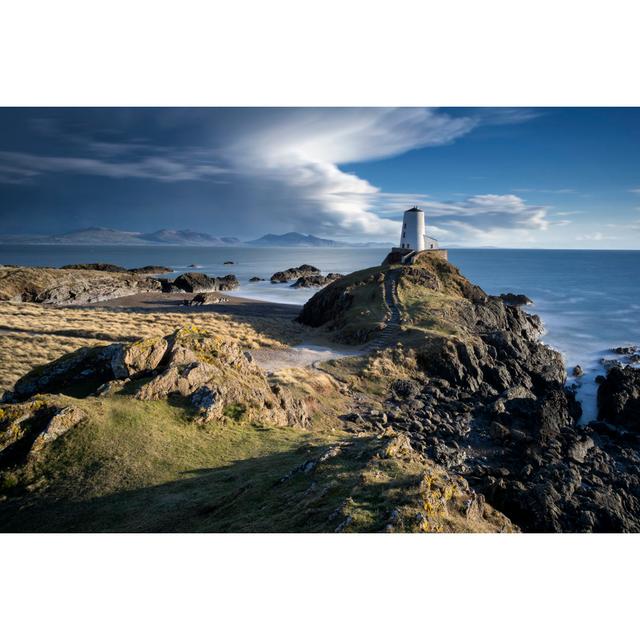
[[0, 265, 240, 305], [1, 252, 639, 532], [299, 252, 640, 532], [0, 265, 162, 304]]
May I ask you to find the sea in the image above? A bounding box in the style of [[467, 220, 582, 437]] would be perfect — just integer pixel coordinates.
[[2, 244, 639, 422]]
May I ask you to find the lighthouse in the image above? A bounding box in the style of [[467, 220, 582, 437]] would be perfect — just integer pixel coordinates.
[[400, 206, 425, 251], [384, 205, 446, 265]]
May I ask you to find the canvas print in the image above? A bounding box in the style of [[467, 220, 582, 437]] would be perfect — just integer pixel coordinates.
[[0, 107, 639, 533]]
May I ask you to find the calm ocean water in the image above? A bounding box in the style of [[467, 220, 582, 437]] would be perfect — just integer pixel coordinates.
[[2, 245, 639, 421]]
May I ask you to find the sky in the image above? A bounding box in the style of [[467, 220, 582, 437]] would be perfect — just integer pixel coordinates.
[[0, 107, 639, 248]]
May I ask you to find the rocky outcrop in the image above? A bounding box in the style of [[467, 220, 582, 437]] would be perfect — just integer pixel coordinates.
[[0, 398, 86, 467], [29, 406, 87, 457], [61, 263, 127, 272], [173, 272, 239, 293], [297, 266, 387, 343], [307, 253, 640, 531], [271, 264, 320, 283], [597, 366, 640, 430], [290, 273, 343, 288], [0, 266, 161, 305], [128, 265, 173, 275], [110, 337, 169, 379], [11, 345, 120, 400], [355, 339, 640, 532], [61, 263, 173, 275], [249, 276, 264, 282], [499, 292, 533, 306], [6, 326, 310, 429]]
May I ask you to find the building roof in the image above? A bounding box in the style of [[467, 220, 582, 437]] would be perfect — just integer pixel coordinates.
[[405, 206, 423, 213]]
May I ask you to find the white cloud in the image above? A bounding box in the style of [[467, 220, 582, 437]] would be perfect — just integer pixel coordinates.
[[0, 108, 559, 242], [0, 150, 226, 184]]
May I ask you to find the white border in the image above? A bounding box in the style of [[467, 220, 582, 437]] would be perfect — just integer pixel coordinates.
[[2, 1, 640, 637], [1, 0, 639, 106]]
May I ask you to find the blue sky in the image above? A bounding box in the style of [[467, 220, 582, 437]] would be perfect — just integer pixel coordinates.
[[0, 107, 639, 248]]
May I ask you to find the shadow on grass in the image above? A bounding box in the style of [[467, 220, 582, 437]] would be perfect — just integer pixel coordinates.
[[0, 437, 395, 533]]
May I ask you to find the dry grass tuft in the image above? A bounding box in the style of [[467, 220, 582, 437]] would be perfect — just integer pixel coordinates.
[[0, 302, 305, 392]]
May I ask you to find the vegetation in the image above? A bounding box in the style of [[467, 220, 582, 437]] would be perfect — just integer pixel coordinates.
[[0, 391, 512, 532], [0, 301, 308, 393]]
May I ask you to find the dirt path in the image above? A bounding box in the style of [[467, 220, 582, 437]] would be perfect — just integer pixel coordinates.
[[249, 342, 365, 373]]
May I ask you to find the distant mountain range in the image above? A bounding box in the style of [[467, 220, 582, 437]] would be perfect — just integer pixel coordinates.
[[0, 228, 389, 248], [248, 232, 345, 247]]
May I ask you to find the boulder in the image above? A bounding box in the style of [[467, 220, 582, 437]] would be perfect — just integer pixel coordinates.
[[13, 345, 118, 399], [271, 264, 320, 283], [249, 276, 264, 282], [173, 272, 218, 292], [597, 366, 640, 430], [110, 337, 169, 379], [217, 274, 239, 291], [173, 272, 239, 293], [29, 406, 87, 456], [290, 273, 343, 288], [157, 278, 182, 293]]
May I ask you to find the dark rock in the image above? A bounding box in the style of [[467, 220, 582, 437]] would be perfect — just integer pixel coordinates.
[[290, 273, 343, 288], [157, 278, 182, 293], [128, 265, 173, 275], [217, 274, 239, 291], [271, 264, 320, 283], [613, 346, 637, 355], [173, 272, 218, 292], [223, 261, 234, 265], [61, 263, 127, 272], [572, 365, 584, 377], [499, 292, 533, 306], [249, 277, 264, 282], [597, 366, 640, 430], [173, 272, 239, 293]]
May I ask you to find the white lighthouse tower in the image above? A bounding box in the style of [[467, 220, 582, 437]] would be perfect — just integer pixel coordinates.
[[399, 206, 426, 251], [385, 205, 445, 265]]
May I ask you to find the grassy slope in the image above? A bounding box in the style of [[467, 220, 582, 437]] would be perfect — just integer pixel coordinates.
[[0, 389, 513, 533]]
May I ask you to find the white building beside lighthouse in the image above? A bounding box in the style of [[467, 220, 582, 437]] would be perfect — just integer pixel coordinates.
[[399, 206, 439, 251]]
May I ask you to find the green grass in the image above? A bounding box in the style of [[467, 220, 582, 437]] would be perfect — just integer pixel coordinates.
[[0, 394, 399, 532], [0, 392, 515, 533]]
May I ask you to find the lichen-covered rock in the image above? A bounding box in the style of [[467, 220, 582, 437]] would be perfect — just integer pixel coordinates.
[[29, 406, 87, 456], [110, 337, 168, 379], [12, 345, 117, 400]]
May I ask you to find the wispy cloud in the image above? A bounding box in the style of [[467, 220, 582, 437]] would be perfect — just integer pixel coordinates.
[[0, 150, 227, 184]]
